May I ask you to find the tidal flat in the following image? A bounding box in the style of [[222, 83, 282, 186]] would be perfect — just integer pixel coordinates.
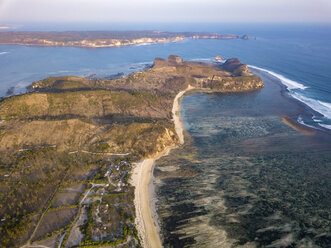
[[154, 71, 331, 247]]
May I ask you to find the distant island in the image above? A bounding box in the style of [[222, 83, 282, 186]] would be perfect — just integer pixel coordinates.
[[0, 31, 249, 48], [0, 56, 262, 248]]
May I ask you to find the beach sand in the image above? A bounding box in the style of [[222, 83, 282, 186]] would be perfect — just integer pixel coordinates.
[[282, 116, 316, 135], [131, 85, 193, 248]]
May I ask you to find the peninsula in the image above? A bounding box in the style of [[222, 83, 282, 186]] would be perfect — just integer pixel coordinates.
[[0, 31, 249, 48], [0, 56, 263, 248]]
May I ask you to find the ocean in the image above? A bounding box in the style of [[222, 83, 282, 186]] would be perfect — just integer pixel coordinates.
[[0, 23, 331, 247]]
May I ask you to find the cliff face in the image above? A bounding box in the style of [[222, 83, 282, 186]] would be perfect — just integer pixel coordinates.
[[222, 58, 252, 76], [207, 75, 264, 92]]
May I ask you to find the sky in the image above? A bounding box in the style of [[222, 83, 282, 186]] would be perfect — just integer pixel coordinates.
[[0, 0, 331, 24]]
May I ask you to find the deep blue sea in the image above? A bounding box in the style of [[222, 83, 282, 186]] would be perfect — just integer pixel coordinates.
[[0, 23, 331, 130]]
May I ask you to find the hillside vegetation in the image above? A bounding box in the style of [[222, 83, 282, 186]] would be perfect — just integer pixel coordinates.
[[0, 56, 263, 247]]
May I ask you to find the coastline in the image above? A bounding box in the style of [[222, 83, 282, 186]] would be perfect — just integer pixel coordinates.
[[131, 85, 193, 248], [281, 116, 316, 135], [0, 31, 245, 49], [0, 37, 185, 48]]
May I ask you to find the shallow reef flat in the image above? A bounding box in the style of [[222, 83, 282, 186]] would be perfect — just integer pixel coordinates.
[[154, 74, 331, 247]]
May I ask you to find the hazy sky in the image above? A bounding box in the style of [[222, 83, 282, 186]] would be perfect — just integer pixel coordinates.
[[1, 0, 331, 24]]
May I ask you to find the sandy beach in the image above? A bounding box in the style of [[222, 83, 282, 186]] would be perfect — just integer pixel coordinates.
[[131, 85, 193, 248]]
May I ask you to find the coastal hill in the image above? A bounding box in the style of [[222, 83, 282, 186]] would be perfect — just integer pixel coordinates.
[[0, 56, 263, 247], [0, 31, 250, 48], [29, 55, 263, 94]]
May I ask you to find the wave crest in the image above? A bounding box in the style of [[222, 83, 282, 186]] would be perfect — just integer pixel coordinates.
[[291, 93, 331, 119], [249, 65, 331, 127], [248, 65, 308, 90], [318, 123, 331, 130]]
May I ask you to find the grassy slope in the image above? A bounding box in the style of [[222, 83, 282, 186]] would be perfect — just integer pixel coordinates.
[[0, 57, 263, 247]]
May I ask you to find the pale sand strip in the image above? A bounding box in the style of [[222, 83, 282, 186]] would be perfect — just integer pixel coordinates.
[[282, 116, 316, 135], [131, 85, 193, 248]]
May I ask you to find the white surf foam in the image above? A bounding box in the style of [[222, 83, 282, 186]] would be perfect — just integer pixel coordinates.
[[248, 65, 308, 90], [312, 116, 323, 123], [291, 92, 331, 119], [0, 52, 8, 55], [318, 123, 331, 130], [318, 100, 331, 110], [297, 116, 319, 130], [134, 42, 153, 46], [249, 65, 331, 127]]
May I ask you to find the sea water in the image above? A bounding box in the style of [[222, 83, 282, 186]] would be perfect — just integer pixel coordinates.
[[0, 23, 331, 247]]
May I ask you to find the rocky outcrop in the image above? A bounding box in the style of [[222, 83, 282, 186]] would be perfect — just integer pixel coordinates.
[[168, 55, 183, 65], [222, 58, 252, 76], [153, 58, 169, 67], [215, 55, 224, 61], [153, 55, 183, 68], [207, 75, 264, 92], [241, 34, 249, 40]]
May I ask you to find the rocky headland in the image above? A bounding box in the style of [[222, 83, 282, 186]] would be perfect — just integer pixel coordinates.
[[0, 56, 263, 248], [0, 31, 250, 48]]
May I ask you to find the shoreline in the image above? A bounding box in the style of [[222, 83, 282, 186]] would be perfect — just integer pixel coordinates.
[[131, 85, 193, 248], [0, 38, 184, 49], [281, 116, 316, 135]]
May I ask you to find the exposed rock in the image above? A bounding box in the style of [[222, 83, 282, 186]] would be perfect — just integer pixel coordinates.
[[215, 55, 224, 61], [153, 55, 184, 68], [241, 34, 249, 40], [207, 75, 264, 92], [153, 57, 168, 68], [222, 58, 252, 76], [168, 55, 183, 65], [222, 58, 242, 71]]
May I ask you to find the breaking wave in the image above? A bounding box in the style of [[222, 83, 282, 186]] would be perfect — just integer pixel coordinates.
[[248, 65, 308, 90], [248, 65, 331, 130], [291, 92, 331, 119], [318, 123, 331, 130]]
